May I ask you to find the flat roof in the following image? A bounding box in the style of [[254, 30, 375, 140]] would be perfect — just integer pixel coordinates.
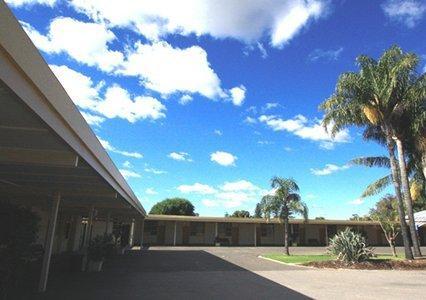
[[0, 2, 144, 215], [146, 214, 379, 226]]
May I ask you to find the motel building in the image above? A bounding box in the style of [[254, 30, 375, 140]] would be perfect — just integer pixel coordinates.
[[1, 1, 426, 295]]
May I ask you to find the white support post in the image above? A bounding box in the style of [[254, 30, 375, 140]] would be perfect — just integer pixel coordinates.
[[140, 218, 145, 251], [254, 224, 257, 247], [173, 221, 177, 246], [84, 205, 95, 248], [38, 192, 61, 292], [129, 219, 135, 246], [215, 222, 218, 237]]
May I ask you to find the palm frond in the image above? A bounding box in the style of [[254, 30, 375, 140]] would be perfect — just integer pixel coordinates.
[[361, 175, 392, 198], [350, 156, 390, 168]]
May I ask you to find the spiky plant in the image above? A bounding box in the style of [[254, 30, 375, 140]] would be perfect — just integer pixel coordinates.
[[328, 228, 374, 264]]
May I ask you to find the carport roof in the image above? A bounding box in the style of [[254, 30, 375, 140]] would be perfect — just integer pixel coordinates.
[[0, 2, 145, 215], [146, 214, 379, 226]]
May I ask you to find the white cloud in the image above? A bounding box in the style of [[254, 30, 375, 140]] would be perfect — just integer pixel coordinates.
[[81, 112, 105, 126], [117, 41, 226, 99], [348, 198, 364, 205], [271, 0, 324, 48], [122, 161, 133, 168], [145, 188, 158, 195], [119, 169, 141, 179], [259, 114, 350, 149], [310, 163, 350, 176], [244, 116, 257, 124], [21, 18, 123, 72], [179, 94, 193, 105], [98, 137, 143, 158], [305, 193, 317, 200], [308, 47, 343, 62], [144, 167, 167, 175], [262, 102, 280, 111], [69, 0, 328, 48], [210, 151, 237, 166], [50, 65, 166, 123], [6, 0, 56, 7], [177, 183, 217, 194], [382, 0, 426, 28], [214, 129, 223, 136], [168, 152, 192, 162], [229, 85, 246, 106], [284, 146, 292, 152], [95, 85, 166, 122]]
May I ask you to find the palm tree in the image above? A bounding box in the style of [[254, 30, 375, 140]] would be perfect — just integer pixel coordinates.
[[260, 177, 308, 255], [320, 46, 423, 259]]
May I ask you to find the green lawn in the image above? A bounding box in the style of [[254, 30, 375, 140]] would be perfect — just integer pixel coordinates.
[[262, 253, 402, 264]]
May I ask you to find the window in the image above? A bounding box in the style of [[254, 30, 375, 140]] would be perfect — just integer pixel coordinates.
[[261, 224, 274, 237], [144, 221, 158, 235], [190, 222, 205, 236], [218, 223, 232, 236]]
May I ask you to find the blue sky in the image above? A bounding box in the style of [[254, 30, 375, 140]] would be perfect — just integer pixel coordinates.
[[7, 0, 426, 219]]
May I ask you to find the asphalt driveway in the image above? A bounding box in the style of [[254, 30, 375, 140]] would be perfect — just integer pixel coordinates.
[[39, 246, 426, 299]]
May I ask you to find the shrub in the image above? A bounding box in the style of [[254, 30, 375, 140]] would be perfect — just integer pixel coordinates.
[[328, 228, 374, 263], [88, 234, 115, 262]]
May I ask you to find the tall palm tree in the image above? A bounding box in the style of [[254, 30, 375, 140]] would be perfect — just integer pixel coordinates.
[[320, 46, 423, 259], [260, 177, 308, 255]]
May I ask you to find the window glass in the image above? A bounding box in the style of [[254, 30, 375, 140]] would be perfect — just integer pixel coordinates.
[[218, 223, 232, 236], [190, 222, 205, 236]]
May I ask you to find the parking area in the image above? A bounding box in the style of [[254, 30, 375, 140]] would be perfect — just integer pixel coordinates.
[[39, 247, 426, 299]]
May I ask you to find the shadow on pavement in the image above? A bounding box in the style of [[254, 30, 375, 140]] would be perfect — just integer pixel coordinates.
[[37, 249, 310, 299]]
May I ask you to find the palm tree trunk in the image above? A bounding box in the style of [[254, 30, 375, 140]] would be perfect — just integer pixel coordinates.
[[395, 138, 422, 257], [284, 217, 290, 255], [384, 129, 413, 259]]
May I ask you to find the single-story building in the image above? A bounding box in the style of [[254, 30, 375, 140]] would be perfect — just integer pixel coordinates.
[[139, 214, 426, 247]]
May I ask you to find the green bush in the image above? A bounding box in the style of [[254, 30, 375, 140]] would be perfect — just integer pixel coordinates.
[[328, 228, 374, 263], [88, 234, 115, 261]]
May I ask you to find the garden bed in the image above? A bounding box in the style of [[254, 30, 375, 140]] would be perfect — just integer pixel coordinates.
[[263, 253, 426, 270], [304, 258, 426, 270]]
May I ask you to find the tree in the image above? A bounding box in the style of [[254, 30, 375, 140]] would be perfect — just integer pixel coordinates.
[[254, 203, 262, 218], [320, 46, 424, 259], [259, 177, 308, 255], [315, 216, 325, 220], [230, 210, 251, 218], [369, 195, 400, 257], [149, 198, 195, 216]]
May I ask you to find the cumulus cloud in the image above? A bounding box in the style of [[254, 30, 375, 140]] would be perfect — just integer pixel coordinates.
[[310, 163, 350, 176], [119, 169, 142, 179], [210, 151, 237, 166], [6, 0, 56, 6], [214, 129, 223, 136], [24, 19, 245, 105], [117, 41, 226, 99], [192, 179, 266, 208], [69, 0, 328, 48], [228, 85, 246, 106], [50, 65, 166, 123], [382, 0, 426, 28], [168, 152, 192, 162], [97, 137, 143, 158], [80, 112, 105, 126], [21, 18, 123, 72], [308, 47, 343, 62], [244, 116, 257, 124], [259, 114, 350, 149], [177, 183, 217, 194], [179, 95, 193, 105]]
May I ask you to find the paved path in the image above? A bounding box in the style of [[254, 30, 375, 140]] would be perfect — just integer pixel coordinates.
[[40, 246, 426, 299]]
